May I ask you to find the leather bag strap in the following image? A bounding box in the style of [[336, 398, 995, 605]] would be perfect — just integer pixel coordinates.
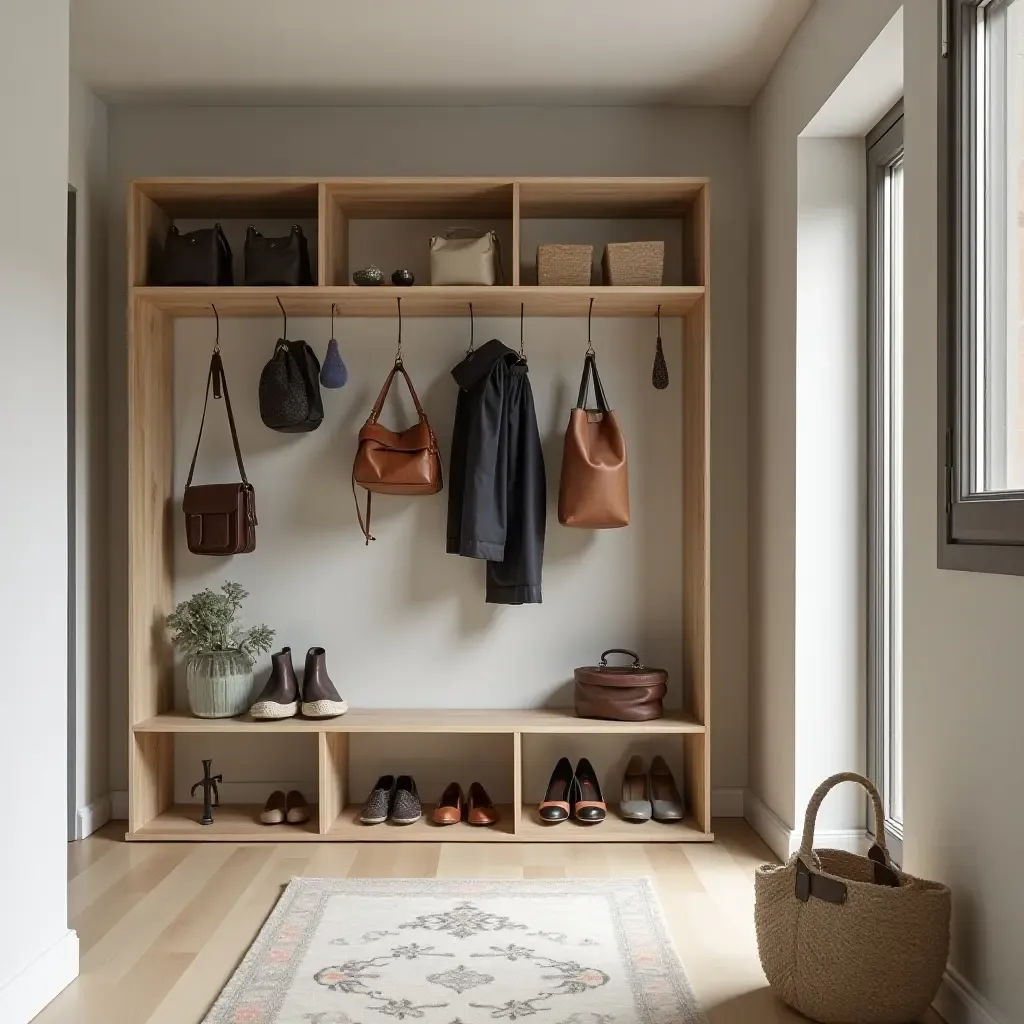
[[368, 363, 428, 424], [351, 466, 375, 544], [185, 350, 249, 489], [576, 353, 611, 412]]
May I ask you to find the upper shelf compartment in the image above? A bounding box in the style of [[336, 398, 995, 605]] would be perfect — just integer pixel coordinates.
[[128, 176, 709, 310]]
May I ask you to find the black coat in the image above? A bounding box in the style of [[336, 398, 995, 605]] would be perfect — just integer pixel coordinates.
[[446, 339, 546, 605]]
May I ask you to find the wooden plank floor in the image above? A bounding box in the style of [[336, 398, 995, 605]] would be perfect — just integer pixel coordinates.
[[35, 820, 942, 1024]]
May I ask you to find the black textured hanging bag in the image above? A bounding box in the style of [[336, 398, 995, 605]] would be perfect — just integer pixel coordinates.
[[259, 339, 324, 432], [160, 224, 233, 286], [244, 225, 314, 286]]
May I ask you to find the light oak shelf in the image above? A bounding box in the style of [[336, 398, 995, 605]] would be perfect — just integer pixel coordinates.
[[126, 175, 712, 845], [133, 708, 706, 735], [132, 285, 704, 319], [126, 803, 710, 843]]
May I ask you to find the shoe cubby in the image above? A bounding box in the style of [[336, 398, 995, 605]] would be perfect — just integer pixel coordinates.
[[126, 176, 711, 844], [127, 712, 709, 842], [129, 727, 321, 840]]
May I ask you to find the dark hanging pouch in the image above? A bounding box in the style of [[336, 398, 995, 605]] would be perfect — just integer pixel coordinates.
[[258, 340, 323, 432], [160, 224, 233, 286], [243, 225, 314, 286], [182, 351, 257, 555]]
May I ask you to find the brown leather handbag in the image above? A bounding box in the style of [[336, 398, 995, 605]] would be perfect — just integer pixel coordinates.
[[558, 353, 629, 528], [574, 649, 667, 722], [353, 360, 442, 543], [182, 351, 256, 555]]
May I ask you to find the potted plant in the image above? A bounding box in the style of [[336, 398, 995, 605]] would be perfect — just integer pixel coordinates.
[[166, 581, 275, 718]]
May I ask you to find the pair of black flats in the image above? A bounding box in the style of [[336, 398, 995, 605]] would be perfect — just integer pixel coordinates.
[[539, 756, 606, 824]]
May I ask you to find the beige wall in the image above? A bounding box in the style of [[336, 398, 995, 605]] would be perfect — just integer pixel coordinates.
[[0, 1, 78, 1018], [749, 0, 901, 827], [903, 3, 1024, 1019], [68, 73, 109, 829], [752, 0, 1024, 1017], [105, 106, 751, 803]]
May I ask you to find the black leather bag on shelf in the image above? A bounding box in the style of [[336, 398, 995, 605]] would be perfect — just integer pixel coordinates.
[[243, 225, 314, 286], [182, 350, 257, 556], [258, 339, 324, 432], [160, 224, 234, 286]]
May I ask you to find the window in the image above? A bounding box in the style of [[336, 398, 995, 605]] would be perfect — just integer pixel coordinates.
[[942, 0, 1024, 571], [869, 104, 905, 859]]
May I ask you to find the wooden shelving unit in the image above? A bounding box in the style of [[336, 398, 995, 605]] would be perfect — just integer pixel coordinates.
[[126, 175, 711, 844]]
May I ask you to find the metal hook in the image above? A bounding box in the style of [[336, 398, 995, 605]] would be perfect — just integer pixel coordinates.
[[276, 296, 287, 339], [585, 297, 595, 356], [519, 303, 527, 361], [395, 297, 403, 365], [467, 302, 475, 355], [331, 302, 337, 340], [211, 304, 220, 352]]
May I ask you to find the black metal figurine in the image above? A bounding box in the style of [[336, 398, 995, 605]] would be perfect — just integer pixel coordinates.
[[190, 759, 222, 826]]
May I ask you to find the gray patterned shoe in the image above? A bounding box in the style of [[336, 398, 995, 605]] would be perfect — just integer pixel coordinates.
[[391, 775, 422, 825], [360, 775, 396, 825]]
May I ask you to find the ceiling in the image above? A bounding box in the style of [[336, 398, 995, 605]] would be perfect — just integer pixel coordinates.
[[71, 0, 813, 107]]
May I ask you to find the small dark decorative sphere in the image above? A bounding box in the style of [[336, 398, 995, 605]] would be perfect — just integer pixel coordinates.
[[391, 269, 415, 287], [353, 266, 385, 287]]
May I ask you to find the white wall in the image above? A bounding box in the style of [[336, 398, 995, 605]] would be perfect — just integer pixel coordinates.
[[105, 106, 751, 805], [794, 137, 867, 831], [749, 0, 900, 828], [903, 4, 1024, 1020], [0, 2, 79, 1021], [68, 73, 109, 837]]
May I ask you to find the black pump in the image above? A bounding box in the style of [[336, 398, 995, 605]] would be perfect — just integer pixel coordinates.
[[539, 756, 575, 823], [573, 757, 606, 823]]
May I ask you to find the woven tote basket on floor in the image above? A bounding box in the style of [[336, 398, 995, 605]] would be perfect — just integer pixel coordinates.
[[754, 772, 951, 1024]]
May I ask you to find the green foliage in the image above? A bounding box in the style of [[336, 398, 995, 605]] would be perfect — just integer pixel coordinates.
[[165, 581, 275, 660]]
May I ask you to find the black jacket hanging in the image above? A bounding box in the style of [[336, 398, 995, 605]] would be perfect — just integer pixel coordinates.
[[446, 339, 546, 605]]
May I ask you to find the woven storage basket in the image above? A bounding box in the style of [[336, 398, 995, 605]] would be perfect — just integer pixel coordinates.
[[602, 241, 664, 286], [538, 244, 593, 286], [754, 773, 951, 1024]]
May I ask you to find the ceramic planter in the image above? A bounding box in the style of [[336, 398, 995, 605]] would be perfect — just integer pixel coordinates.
[[187, 649, 254, 718]]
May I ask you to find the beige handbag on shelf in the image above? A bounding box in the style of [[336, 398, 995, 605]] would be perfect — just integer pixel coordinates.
[[429, 228, 503, 285]]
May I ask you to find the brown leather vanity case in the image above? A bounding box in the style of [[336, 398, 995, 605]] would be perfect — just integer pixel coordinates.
[[573, 649, 668, 722]]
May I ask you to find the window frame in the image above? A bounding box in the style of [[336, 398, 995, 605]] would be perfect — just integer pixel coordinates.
[[941, 0, 1024, 573], [868, 102, 906, 864]]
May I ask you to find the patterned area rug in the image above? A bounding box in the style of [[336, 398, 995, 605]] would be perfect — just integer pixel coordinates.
[[202, 878, 706, 1024]]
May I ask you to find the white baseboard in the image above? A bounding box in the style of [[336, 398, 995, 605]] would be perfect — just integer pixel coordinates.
[[711, 786, 745, 817], [76, 794, 112, 840], [110, 790, 128, 820], [0, 929, 79, 1024], [743, 789, 869, 862], [934, 966, 1005, 1024]]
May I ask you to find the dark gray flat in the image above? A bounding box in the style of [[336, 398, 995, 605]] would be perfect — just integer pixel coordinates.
[[650, 756, 685, 821], [360, 775, 395, 825], [620, 755, 652, 822], [391, 775, 422, 825]]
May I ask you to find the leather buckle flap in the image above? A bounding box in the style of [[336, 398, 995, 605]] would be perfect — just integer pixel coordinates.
[[183, 483, 246, 515]]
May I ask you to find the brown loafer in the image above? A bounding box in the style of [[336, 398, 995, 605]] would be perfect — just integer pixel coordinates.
[[467, 781, 499, 826], [432, 782, 464, 825]]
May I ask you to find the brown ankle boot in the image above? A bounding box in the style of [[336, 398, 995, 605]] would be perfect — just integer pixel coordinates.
[[250, 648, 299, 720], [300, 647, 348, 718]]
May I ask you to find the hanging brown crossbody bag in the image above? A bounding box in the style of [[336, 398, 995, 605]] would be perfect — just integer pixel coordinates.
[[352, 360, 442, 543], [182, 350, 257, 555]]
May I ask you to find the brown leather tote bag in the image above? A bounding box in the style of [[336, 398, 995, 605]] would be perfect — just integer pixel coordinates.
[[558, 353, 629, 528], [182, 350, 257, 555], [353, 360, 442, 543]]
